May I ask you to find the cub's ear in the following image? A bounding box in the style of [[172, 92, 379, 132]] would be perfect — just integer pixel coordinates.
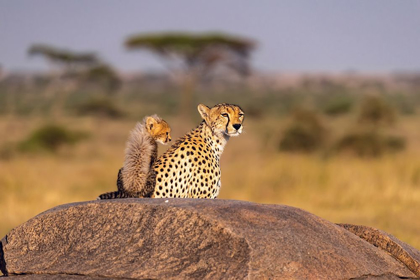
[[197, 104, 210, 121], [146, 116, 157, 131]]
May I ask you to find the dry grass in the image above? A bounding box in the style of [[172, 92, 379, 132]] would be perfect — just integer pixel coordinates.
[[1, 111, 420, 251]]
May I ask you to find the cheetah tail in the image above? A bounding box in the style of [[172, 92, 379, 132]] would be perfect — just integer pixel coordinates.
[[96, 191, 131, 200]]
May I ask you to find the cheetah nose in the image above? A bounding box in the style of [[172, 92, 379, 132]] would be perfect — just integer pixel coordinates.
[[233, 124, 242, 130]]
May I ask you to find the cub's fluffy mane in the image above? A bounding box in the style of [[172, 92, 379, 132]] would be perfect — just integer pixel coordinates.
[[121, 116, 158, 195]]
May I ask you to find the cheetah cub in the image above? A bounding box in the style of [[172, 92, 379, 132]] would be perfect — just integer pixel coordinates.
[[151, 103, 244, 198], [97, 115, 171, 199]]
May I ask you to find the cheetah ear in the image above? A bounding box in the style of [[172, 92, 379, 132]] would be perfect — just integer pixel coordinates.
[[146, 116, 157, 131], [197, 104, 210, 121]]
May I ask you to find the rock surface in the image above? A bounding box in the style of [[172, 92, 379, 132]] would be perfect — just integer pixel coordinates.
[[1, 199, 419, 279], [338, 223, 420, 277]]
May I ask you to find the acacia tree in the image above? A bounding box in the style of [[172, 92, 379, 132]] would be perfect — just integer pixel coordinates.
[[28, 44, 121, 117], [29, 44, 120, 93], [28, 44, 99, 77], [125, 32, 256, 118]]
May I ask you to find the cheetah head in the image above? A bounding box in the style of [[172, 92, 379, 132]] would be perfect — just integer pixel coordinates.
[[146, 115, 172, 145], [198, 103, 244, 137]]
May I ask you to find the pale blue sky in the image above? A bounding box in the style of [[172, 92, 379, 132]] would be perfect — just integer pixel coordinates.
[[1, 0, 420, 73]]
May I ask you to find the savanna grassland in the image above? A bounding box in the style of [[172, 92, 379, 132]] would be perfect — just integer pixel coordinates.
[[1, 73, 420, 251]]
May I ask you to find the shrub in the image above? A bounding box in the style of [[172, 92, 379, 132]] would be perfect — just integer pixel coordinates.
[[322, 95, 353, 116], [385, 135, 406, 152], [358, 95, 395, 125], [336, 131, 406, 157], [19, 124, 87, 153], [279, 109, 327, 152], [76, 98, 125, 118]]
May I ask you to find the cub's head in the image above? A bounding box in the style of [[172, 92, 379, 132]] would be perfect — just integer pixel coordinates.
[[198, 103, 245, 137], [145, 115, 172, 145]]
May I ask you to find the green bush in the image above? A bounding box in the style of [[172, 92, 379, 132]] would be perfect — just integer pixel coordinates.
[[385, 135, 407, 152], [336, 131, 406, 157], [322, 95, 353, 116], [76, 98, 125, 118], [19, 124, 87, 153], [358, 95, 395, 125], [279, 109, 327, 152]]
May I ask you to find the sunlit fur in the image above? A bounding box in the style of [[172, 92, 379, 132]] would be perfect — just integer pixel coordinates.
[[146, 115, 172, 145], [97, 115, 171, 199], [152, 103, 245, 199], [197, 103, 245, 137]]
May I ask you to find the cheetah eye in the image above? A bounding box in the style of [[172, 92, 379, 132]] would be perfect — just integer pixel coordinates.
[[239, 113, 244, 117], [221, 113, 228, 118]]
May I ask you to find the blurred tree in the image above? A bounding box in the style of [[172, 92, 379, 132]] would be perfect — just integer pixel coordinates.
[[125, 32, 256, 118], [28, 44, 99, 77], [79, 64, 121, 94], [28, 44, 121, 116]]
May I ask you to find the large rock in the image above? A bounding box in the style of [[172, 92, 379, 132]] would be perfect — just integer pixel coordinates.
[[1, 199, 419, 279]]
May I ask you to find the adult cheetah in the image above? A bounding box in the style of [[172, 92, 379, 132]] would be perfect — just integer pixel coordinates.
[[152, 103, 244, 198]]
